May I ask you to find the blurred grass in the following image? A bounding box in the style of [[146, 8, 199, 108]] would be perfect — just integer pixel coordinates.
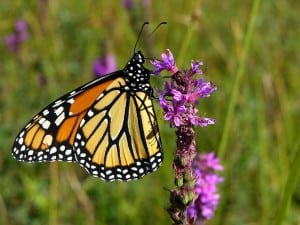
[[1, 1, 300, 225]]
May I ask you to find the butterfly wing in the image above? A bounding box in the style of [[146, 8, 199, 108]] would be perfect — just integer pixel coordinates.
[[12, 72, 163, 181], [12, 72, 120, 163], [74, 77, 162, 181]]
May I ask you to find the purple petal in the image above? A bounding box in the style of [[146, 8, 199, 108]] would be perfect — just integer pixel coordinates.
[[151, 49, 178, 74], [158, 96, 170, 111], [190, 60, 204, 75], [170, 89, 186, 104], [198, 117, 216, 127], [196, 79, 217, 98]]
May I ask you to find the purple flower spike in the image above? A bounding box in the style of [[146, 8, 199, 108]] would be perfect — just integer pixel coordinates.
[[153, 48, 219, 225], [4, 19, 29, 53], [93, 54, 117, 77], [151, 49, 178, 74], [187, 152, 223, 223]]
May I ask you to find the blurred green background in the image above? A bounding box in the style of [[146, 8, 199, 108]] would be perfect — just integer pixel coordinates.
[[1, 1, 299, 225]]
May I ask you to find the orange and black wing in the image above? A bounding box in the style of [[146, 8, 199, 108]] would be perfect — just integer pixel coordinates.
[[12, 72, 162, 181]]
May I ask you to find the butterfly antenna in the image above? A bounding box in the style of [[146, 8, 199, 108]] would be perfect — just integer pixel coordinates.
[[150, 21, 167, 36], [134, 22, 150, 53]]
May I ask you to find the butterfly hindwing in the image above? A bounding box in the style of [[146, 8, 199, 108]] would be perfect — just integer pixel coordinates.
[[74, 78, 162, 181]]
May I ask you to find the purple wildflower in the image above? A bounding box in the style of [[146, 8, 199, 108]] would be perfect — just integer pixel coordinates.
[[154, 53, 216, 128], [152, 49, 219, 225], [93, 54, 117, 77], [15, 20, 28, 40], [4, 19, 29, 53], [151, 49, 179, 74], [187, 152, 223, 223], [122, 0, 135, 9]]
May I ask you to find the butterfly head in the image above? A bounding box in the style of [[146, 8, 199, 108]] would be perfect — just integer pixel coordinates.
[[123, 51, 152, 95]]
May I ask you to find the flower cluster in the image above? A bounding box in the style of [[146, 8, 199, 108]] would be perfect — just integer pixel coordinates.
[[93, 54, 117, 77], [187, 152, 223, 223], [4, 19, 29, 53], [151, 49, 222, 225], [151, 50, 216, 128]]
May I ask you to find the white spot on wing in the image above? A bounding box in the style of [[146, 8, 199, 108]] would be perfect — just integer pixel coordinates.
[[43, 134, 53, 146], [67, 98, 74, 104], [18, 138, 24, 145], [80, 119, 85, 127], [65, 149, 72, 155], [87, 110, 94, 117], [108, 175, 115, 180], [19, 131, 25, 138], [54, 106, 64, 116], [151, 162, 157, 168], [39, 117, 45, 124], [28, 150, 34, 155], [132, 173, 138, 177], [50, 147, 57, 155], [43, 109, 49, 116], [97, 93, 104, 100], [55, 112, 65, 126], [53, 99, 64, 107], [42, 120, 51, 129]]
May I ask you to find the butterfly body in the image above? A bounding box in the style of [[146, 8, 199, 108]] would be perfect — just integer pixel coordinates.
[[12, 51, 163, 181]]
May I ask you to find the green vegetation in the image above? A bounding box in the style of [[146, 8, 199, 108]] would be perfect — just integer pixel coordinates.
[[1, 1, 299, 224]]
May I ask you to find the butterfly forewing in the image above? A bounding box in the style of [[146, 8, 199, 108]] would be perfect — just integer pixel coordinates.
[[12, 51, 163, 182], [12, 73, 119, 163]]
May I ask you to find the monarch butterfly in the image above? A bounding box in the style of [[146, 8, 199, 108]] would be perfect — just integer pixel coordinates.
[[12, 38, 163, 181]]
